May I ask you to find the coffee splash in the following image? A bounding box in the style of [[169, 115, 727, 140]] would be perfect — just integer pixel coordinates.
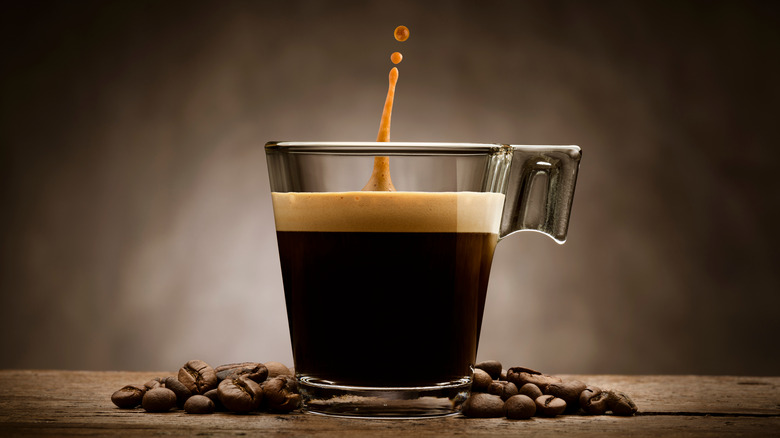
[[362, 67, 399, 191], [362, 26, 408, 192]]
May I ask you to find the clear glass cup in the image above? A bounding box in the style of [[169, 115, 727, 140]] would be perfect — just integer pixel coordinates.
[[265, 142, 581, 417]]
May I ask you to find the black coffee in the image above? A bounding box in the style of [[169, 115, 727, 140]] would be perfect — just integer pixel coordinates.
[[277, 230, 497, 387]]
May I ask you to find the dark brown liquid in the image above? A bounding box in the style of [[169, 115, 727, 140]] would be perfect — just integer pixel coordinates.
[[277, 231, 497, 387]]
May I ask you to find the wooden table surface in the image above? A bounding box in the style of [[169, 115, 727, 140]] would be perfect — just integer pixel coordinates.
[[0, 370, 777, 436]]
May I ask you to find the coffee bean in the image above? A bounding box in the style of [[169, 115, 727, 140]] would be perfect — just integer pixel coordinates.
[[203, 388, 223, 410], [263, 376, 301, 412], [218, 375, 263, 413], [505, 394, 536, 419], [499, 369, 507, 381], [184, 395, 215, 414], [507, 367, 562, 393], [472, 368, 492, 392], [475, 360, 502, 379], [248, 364, 270, 383], [111, 385, 145, 409], [501, 382, 519, 400], [546, 380, 587, 409], [224, 363, 268, 384], [487, 381, 504, 396], [142, 387, 177, 413], [215, 362, 258, 381], [178, 360, 218, 395], [581, 385, 602, 397], [461, 393, 505, 418], [143, 377, 162, 391], [264, 362, 293, 378], [535, 394, 566, 417], [607, 390, 637, 416], [487, 381, 518, 401], [579, 387, 608, 415], [518, 383, 543, 400], [163, 376, 192, 408]]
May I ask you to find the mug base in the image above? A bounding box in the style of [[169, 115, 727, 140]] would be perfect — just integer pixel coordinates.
[[297, 376, 471, 418]]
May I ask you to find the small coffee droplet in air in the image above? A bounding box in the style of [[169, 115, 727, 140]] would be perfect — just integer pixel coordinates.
[[394, 26, 409, 42], [391, 52, 403, 64]]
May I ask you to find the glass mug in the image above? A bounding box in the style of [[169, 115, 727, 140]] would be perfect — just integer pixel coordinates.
[[265, 142, 581, 417]]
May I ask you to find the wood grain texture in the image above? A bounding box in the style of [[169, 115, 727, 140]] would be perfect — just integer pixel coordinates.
[[0, 370, 777, 437]]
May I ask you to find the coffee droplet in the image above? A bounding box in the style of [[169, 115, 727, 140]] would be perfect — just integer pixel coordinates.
[[391, 51, 403, 64], [362, 66, 399, 191], [394, 25, 409, 42]]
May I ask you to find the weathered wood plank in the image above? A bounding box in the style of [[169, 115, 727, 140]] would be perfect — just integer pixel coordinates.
[[557, 374, 780, 415], [3, 415, 779, 437], [0, 370, 777, 437]]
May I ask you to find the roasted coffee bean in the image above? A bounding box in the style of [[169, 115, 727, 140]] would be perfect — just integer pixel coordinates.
[[263, 376, 301, 412], [203, 388, 220, 403], [580, 385, 602, 398], [487, 381, 505, 396], [215, 362, 258, 381], [264, 362, 293, 378], [218, 375, 263, 413], [203, 388, 223, 410], [111, 385, 145, 409], [518, 383, 543, 400], [178, 360, 218, 395], [184, 395, 215, 414], [499, 369, 507, 381], [505, 394, 536, 419], [144, 377, 163, 391], [461, 393, 505, 418], [546, 380, 587, 409], [535, 394, 567, 417], [224, 363, 268, 384], [472, 369, 492, 392], [607, 390, 637, 416], [142, 387, 177, 413], [579, 387, 608, 415], [475, 360, 502, 380], [488, 381, 518, 401], [216, 362, 268, 383], [507, 367, 562, 392], [163, 376, 192, 407], [500, 382, 519, 400]]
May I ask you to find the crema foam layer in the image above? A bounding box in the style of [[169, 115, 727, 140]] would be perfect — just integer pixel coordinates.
[[272, 191, 505, 233]]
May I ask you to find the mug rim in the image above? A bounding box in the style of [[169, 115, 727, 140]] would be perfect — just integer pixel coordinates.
[[265, 142, 579, 155]]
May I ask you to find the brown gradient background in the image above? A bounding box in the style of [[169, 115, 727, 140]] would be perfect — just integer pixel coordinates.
[[1, 0, 778, 375]]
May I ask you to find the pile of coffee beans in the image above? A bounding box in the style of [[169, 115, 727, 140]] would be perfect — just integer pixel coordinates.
[[461, 360, 638, 419], [111, 359, 301, 414], [112, 358, 636, 419]]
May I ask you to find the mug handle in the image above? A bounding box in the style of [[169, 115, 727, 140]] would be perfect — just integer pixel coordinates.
[[499, 145, 582, 243]]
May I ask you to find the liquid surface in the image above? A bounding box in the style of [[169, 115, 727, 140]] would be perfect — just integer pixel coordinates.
[[271, 191, 505, 233]]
